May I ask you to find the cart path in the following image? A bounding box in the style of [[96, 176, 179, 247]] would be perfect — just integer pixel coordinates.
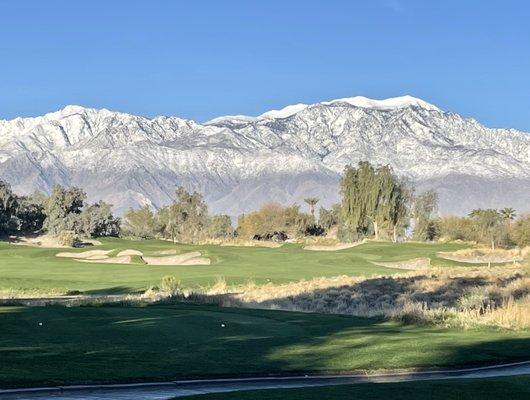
[[1, 361, 529, 400]]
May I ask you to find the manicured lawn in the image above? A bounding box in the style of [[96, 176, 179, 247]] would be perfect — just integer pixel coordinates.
[[178, 375, 530, 400], [0, 303, 529, 388], [0, 238, 466, 294]]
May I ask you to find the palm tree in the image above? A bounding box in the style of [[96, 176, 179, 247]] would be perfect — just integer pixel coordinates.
[[500, 207, 516, 221], [304, 197, 319, 218], [468, 209, 481, 219]]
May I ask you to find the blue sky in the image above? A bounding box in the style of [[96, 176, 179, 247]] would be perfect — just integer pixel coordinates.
[[1, 0, 529, 130]]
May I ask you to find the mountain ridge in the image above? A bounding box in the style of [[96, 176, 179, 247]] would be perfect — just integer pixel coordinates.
[[1, 96, 529, 216]]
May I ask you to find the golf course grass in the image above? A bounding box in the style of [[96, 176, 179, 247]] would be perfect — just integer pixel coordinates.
[[1, 303, 529, 388], [177, 375, 530, 400], [0, 238, 466, 295]]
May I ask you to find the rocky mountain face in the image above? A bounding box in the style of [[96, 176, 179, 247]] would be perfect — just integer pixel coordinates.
[[1, 96, 529, 216]]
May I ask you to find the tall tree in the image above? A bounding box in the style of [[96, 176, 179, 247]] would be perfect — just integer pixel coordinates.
[[413, 190, 439, 241], [340, 161, 413, 241], [122, 205, 157, 239], [500, 207, 516, 221], [159, 187, 208, 243], [43, 185, 86, 235], [80, 201, 120, 237], [469, 209, 503, 250], [303, 197, 319, 219], [0, 180, 18, 235]]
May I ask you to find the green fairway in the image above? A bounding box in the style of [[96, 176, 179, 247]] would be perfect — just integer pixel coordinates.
[[0, 303, 529, 388], [178, 375, 530, 400], [0, 238, 466, 295]]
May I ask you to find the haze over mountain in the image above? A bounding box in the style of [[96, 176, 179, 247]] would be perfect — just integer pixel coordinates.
[[1, 95, 529, 216]]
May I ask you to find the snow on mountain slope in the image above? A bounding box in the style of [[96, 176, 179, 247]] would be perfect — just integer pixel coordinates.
[[0, 96, 529, 215]]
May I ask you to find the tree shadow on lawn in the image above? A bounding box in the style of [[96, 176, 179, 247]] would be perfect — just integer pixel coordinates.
[[223, 271, 528, 318], [1, 301, 530, 389]]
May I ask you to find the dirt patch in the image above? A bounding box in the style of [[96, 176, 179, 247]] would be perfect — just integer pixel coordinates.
[[372, 258, 431, 270], [143, 251, 210, 265], [56, 250, 114, 259], [117, 249, 143, 256], [78, 255, 132, 264], [304, 242, 364, 251], [438, 248, 523, 264]]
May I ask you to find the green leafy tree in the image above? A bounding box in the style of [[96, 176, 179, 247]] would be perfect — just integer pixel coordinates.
[[43, 185, 86, 235], [122, 205, 157, 239], [340, 162, 413, 241], [206, 214, 234, 239], [469, 209, 504, 249], [0, 180, 18, 234], [413, 190, 439, 241], [318, 204, 341, 231], [14, 193, 46, 233], [158, 187, 208, 243], [511, 213, 530, 247], [80, 201, 120, 237]]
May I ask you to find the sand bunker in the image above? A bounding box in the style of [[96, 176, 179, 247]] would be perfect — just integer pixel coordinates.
[[373, 257, 431, 270], [143, 251, 210, 265], [56, 250, 114, 259], [78, 256, 132, 264], [304, 242, 363, 251], [155, 249, 178, 255], [11, 235, 101, 249], [117, 249, 143, 256], [438, 248, 523, 264], [218, 240, 283, 248], [56, 247, 211, 266]]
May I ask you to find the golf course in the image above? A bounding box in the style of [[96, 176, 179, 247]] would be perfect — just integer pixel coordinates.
[[0, 238, 466, 295], [1, 237, 529, 397]]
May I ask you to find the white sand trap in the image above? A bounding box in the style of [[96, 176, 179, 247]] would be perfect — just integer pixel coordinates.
[[117, 249, 143, 256], [155, 249, 178, 255], [143, 251, 210, 265], [77, 255, 132, 264], [12, 235, 102, 248], [219, 240, 283, 248], [304, 242, 363, 251], [180, 257, 211, 265], [83, 255, 111, 260], [56, 250, 114, 259], [373, 257, 431, 270]]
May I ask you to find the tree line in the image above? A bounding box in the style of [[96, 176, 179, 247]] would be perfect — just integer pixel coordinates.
[[1, 160, 528, 248], [0, 181, 119, 243]]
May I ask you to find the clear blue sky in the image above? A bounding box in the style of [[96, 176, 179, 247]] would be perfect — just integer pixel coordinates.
[[1, 0, 529, 130]]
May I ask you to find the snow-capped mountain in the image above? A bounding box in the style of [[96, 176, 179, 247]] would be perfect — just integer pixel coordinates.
[[1, 96, 529, 216]]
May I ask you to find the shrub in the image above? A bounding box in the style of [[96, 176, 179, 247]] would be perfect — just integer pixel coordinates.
[[56, 230, 81, 247], [160, 276, 181, 297]]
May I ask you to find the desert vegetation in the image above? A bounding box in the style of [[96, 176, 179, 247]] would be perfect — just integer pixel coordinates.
[[200, 264, 530, 330]]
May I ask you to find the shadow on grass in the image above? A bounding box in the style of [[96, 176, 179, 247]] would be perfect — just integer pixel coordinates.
[[0, 301, 529, 389]]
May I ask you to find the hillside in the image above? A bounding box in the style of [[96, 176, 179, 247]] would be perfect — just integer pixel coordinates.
[[1, 96, 529, 215]]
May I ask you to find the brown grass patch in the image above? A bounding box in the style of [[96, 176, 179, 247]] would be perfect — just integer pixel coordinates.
[[201, 264, 530, 329]]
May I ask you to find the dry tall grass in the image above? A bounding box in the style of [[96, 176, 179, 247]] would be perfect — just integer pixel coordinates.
[[201, 264, 530, 329]]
